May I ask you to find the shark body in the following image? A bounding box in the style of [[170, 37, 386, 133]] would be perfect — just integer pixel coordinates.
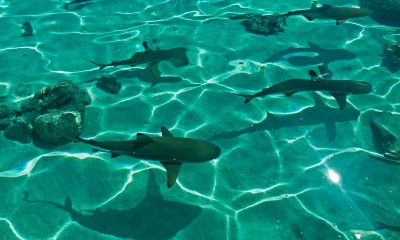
[[282, 4, 371, 25], [90, 41, 189, 70], [228, 65, 372, 109], [53, 126, 221, 188]]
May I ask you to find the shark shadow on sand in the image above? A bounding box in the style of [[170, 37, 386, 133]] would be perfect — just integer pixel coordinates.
[[90, 41, 189, 70], [112, 61, 184, 87], [211, 92, 360, 141], [367, 120, 400, 165], [264, 41, 357, 67], [23, 171, 202, 239]]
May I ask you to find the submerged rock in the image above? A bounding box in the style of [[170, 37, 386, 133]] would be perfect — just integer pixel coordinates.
[[359, 0, 400, 26], [95, 75, 122, 94], [380, 43, 400, 73], [4, 120, 32, 143], [33, 111, 82, 144], [0, 105, 17, 130], [1, 81, 90, 145], [230, 13, 285, 36], [21, 21, 33, 37]]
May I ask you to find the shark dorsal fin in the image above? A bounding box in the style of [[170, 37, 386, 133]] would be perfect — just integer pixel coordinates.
[[307, 41, 321, 50], [161, 126, 174, 137], [142, 41, 151, 51], [135, 133, 153, 148], [161, 161, 182, 188], [318, 64, 333, 79], [309, 70, 320, 80], [64, 197, 72, 210], [311, 92, 326, 107], [336, 19, 347, 25], [330, 92, 347, 110]]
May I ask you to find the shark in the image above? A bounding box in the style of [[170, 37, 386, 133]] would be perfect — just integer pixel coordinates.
[[211, 92, 360, 140], [52, 126, 221, 188], [227, 65, 372, 110], [64, 0, 93, 11], [281, 4, 372, 25], [264, 41, 357, 67], [368, 150, 400, 166], [23, 171, 202, 239], [90, 41, 189, 70]]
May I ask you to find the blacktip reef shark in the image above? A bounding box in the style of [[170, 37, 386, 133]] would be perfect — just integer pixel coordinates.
[[264, 41, 357, 67], [227, 64, 372, 109], [64, 0, 93, 11], [368, 150, 400, 166], [90, 41, 189, 70], [211, 92, 360, 141], [280, 3, 372, 25], [52, 126, 221, 188], [23, 171, 202, 239]]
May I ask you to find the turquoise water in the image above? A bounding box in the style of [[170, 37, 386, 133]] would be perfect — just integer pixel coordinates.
[[1, 0, 400, 239]]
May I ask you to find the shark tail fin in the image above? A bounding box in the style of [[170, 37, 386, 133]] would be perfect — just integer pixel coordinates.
[[89, 60, 107, 70]]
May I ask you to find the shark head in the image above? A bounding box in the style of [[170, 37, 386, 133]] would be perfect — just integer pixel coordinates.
[[183, 139, 221, 162]]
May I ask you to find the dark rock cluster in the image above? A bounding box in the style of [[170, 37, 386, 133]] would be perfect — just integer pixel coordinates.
[[229, 14, 285, 36], [0, 80, 91, 146], [21, 21, 33, 37], [380, 43, 400, 73], [95, 75, 122, 95], [359, 0, 400, 26]]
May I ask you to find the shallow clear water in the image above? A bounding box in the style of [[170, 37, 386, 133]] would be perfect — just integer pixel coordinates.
[[0, 0, 399, 239]]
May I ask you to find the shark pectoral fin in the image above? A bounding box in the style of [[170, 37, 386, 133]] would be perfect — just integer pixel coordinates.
[[135, 133, 153, 148], [149, 61, 162, 79], [336, 19, 347, 25], [303, 15, 315, 21], [330, 93, 347, 110], [161, 126, 174, 137], [311, 92, 325, 107], [284, 91, 296, 97], [325, 121, 336, 141], [161, 161, 182, 188], [111, 152, 121, 158]]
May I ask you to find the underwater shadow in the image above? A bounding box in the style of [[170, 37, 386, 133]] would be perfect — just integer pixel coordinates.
[[24, 171, 202, 240], [264, 41, 357, 67], [211, 92, 360, 141]]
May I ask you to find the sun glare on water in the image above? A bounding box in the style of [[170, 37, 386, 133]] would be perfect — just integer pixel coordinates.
[[327, 169, 341, 184]]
